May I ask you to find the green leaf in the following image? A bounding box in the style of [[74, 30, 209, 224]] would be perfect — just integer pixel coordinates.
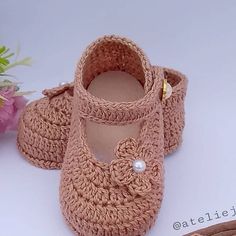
[[0, 47, 10, 56], [3, 52, 14, 59], [0, 65, 5, 73], [18, 57, 32, 66], [0, 45, 32, 75], [0, 46, 6, 55], [0, 57, 10, 66], [0, 80, 19, 87], [14, 90, 35, 96], [4, 57, 32, 71]]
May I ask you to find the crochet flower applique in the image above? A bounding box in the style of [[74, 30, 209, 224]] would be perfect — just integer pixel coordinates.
[[110, 138, 161, 196], [42, 83, 73, 98]]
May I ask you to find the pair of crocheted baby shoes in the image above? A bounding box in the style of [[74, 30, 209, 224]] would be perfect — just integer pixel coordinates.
[[17, 35, 187, 236]]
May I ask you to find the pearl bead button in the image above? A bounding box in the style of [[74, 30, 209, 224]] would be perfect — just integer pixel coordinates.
[[165, 82, 172, 99], [132, 159, 146, 173], [59, 81, 68, 86]]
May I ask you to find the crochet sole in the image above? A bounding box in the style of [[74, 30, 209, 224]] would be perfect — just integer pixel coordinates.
[[61, 205, 154, 236], [62, 211, 84, 236]]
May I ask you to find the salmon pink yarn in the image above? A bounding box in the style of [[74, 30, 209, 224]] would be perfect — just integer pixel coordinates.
[[186, 219, 236, 235], [17, 67, 187, 169], [60, 35, 166, 236], [110, 137, 161, 196]]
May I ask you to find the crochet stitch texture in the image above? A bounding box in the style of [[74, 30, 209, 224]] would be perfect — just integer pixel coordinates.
[[60, 35, 166, 236], [17, 67, 187, 169]]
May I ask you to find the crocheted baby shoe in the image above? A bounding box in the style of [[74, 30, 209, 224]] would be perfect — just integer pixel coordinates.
[[17, 65, 187, 169], [60, 35, 167, 235], [186, 220, 236, 235], [17, 83, 73, 169]]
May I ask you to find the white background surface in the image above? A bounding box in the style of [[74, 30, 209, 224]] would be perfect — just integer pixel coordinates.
[[1, 1, 236, 235]]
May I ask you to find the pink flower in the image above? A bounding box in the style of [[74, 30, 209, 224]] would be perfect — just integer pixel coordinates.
[[0, 86, 28, 133]]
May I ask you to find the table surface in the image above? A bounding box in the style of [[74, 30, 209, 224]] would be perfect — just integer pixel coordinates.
[[1, 1, 236, 235]]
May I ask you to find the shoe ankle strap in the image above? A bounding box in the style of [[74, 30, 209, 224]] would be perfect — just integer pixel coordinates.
[[73, 35, 164, 125]]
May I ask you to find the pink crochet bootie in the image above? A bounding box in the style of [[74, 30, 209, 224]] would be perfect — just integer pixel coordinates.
[[17, 83, 73, 169], [17, 67, 187, 169], [60, 35, 168, 235]]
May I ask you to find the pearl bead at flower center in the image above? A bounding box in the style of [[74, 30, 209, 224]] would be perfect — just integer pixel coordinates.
[[132, 159, 146, 173], [59, 81, 68, 86]]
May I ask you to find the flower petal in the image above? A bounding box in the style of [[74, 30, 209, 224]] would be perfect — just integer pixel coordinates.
[[137, 143, 153, 161], [148, 160, 163, 183], [42, 83, 73, 98], [110, 157, 135, 186], [115, 137, 138, 159], [128, 176, 152, 196]]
